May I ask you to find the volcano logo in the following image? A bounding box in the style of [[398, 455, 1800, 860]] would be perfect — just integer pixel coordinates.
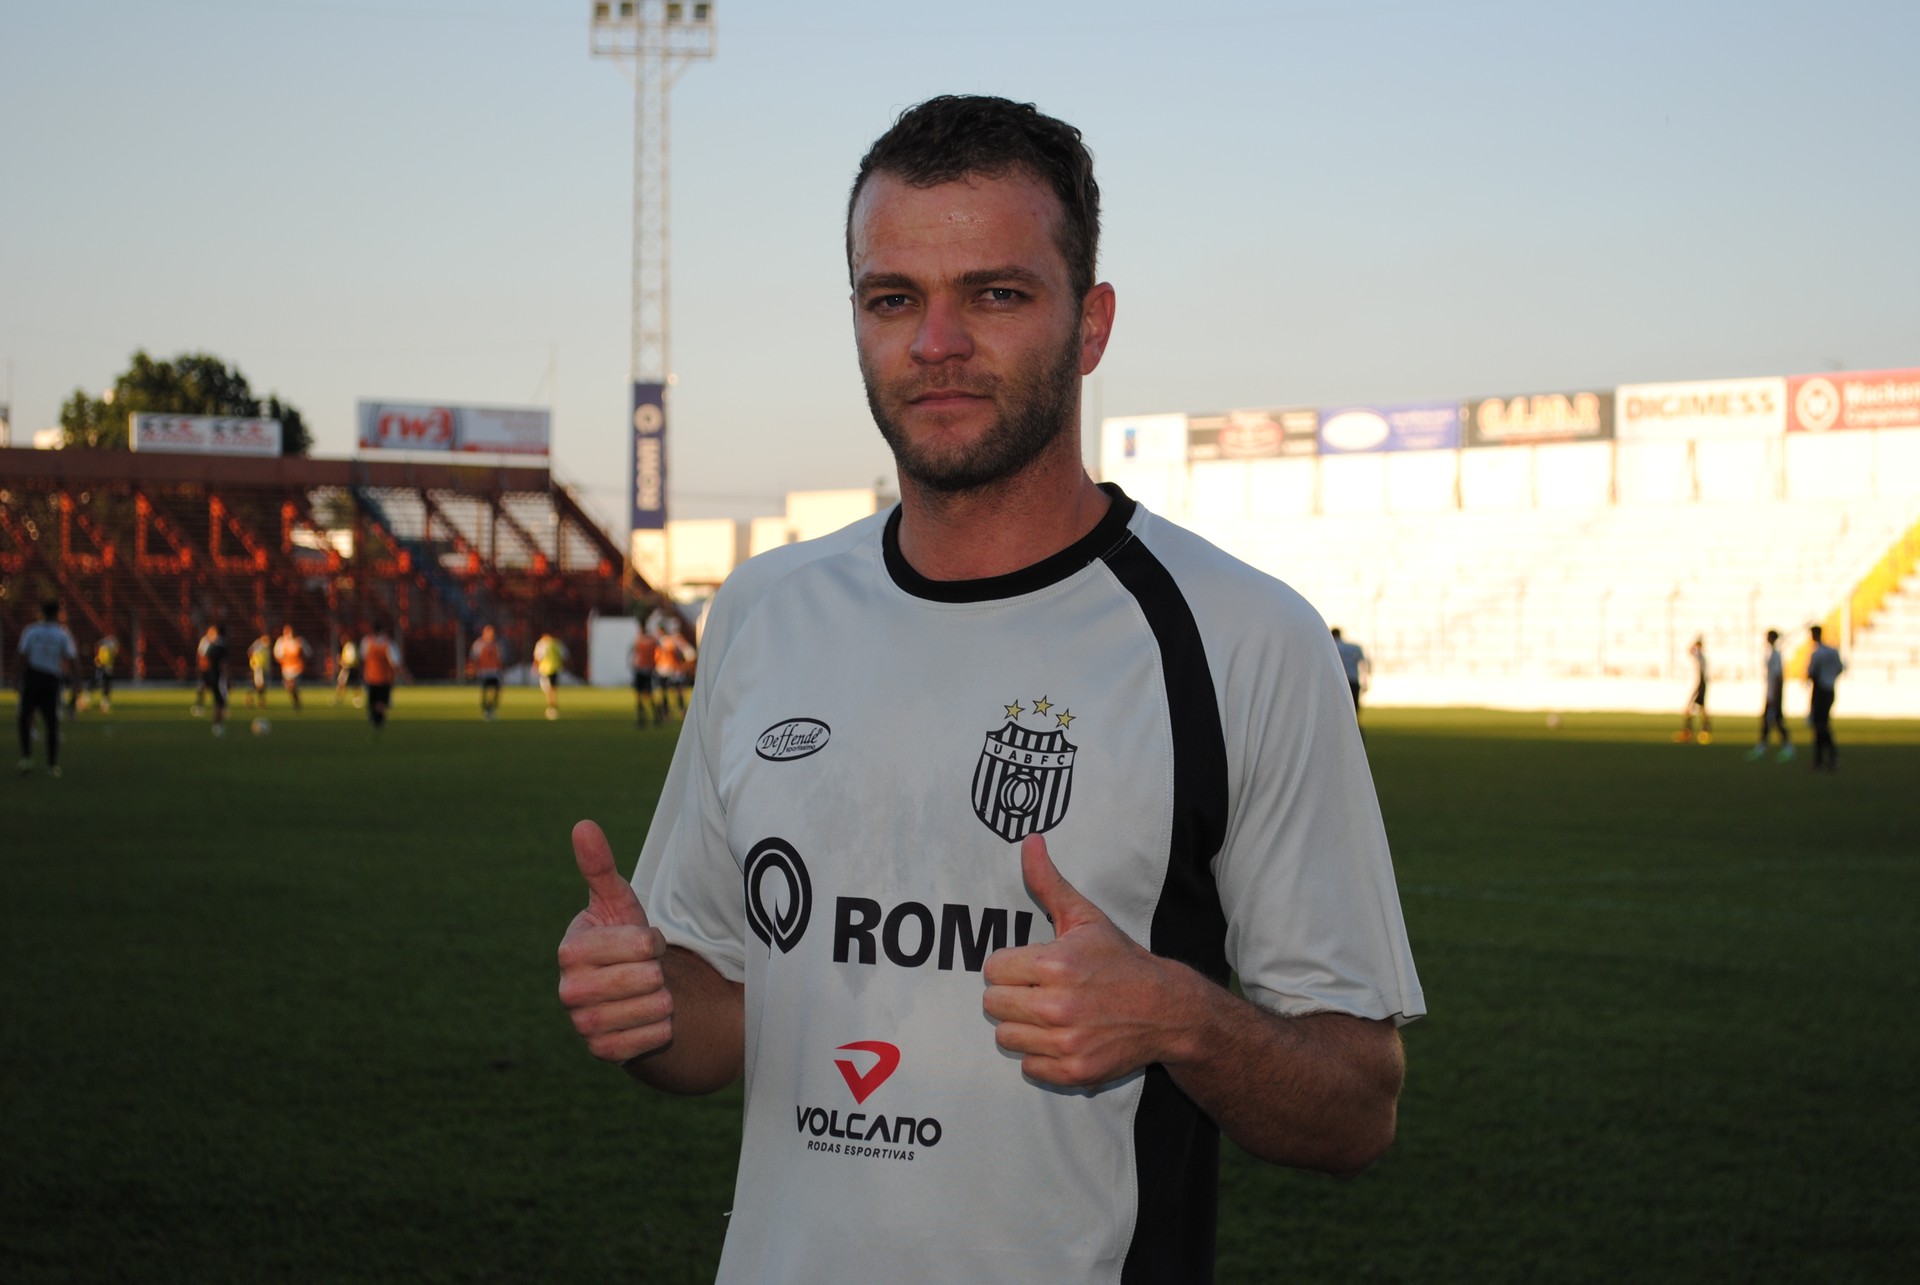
[[833, 1040, 901, 1104]]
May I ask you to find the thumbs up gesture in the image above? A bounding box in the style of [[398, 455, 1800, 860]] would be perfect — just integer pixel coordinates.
[[982, 835, 1196, 1088], [557, 819, 676, 1064]]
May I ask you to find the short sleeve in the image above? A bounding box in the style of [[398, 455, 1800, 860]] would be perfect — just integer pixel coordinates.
[[1207, 583, 1425, 1026], [632, 609, 747, 983]]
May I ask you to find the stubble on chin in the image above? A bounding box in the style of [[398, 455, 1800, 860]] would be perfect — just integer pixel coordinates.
[[863, 330, 1082, 496]]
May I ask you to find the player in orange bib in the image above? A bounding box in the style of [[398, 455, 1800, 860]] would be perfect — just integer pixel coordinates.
[[359, 622, 404, 730], [630, 628, 660, 726], [273, 624, 312, 712]]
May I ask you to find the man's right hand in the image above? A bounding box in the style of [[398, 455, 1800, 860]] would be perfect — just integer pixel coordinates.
[[557, 819, 675, 1064]]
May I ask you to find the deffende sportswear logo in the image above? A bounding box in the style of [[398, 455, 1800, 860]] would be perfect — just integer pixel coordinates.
[[744, 838, 811, 954], [756, 717, 831, 761]]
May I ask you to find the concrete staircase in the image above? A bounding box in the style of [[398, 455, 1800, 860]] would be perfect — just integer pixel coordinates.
[[1851, 572, 1920, 683]]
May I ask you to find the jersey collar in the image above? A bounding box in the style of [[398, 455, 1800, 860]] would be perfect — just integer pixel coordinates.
[[882, 482, 1138, 604]]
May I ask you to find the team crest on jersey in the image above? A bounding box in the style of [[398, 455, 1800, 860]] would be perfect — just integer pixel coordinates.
[[971, 697, 1078, 843]]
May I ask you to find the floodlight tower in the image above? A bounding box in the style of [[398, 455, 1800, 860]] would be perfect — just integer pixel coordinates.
[[590, 1, 716, 590]]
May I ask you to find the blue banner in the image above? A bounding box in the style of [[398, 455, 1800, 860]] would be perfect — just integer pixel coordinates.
[[630, 382, 667, 531], [1317, 400, 1462, 454]]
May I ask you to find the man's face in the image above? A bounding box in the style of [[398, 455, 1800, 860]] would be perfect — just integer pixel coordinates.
[[848, 171, 1113, 494]]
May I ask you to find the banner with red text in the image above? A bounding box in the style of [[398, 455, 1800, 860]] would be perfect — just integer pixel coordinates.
[[356, 401, 550, 455]]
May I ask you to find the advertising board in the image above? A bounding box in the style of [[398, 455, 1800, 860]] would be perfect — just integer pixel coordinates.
[[630, 382, 667, 532], [1187, 408, 1318, 461], [1100, 413, 1188, 475], [1317, 400, 1460, 454], [1465, 390, 1613, 446], [355, 401, 551, 455], [1786, 368, 1920, 433], [130, 414, 283, 457], [1615, 378, 1785, 440]]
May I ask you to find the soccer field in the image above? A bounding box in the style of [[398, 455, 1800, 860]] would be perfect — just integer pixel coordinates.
[[5, 689, 1916, 1283]]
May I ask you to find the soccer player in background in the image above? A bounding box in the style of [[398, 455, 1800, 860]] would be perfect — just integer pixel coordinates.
[[629, 627, 659, 727], [200, 624, 231, 736], [1806, 624, 1845, 773], [360, 622, 402, 731], [1676, 634, 1712, 744], [533, 631, 568, 721], [1331, 626, 1370, 720], [246, 632, 272, 708], [16, 600, 78, 776], [1746, 629, 1793, 762], [469, 624, 505, 720], [652, 622, 693, 721], [274, 624, 311, 712], [334, 633, 360, 707], [192, 624, 221, 717], [556, 95, 1421, 1282], [81, 632, 119, 713]]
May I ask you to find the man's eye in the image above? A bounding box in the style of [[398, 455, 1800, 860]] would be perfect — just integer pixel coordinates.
[[869, 294, 911, 311], [983, 288, 1022, 303]]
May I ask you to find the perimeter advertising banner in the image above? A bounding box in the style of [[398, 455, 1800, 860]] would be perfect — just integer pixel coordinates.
[[1786, 368, 1920, 433], [1188, 408, 1319, 460], [630, 381, 667, 532], [355, 401, 551, 455], [131, 414, 282, 457], [1615, 378, 1786, 440], [1100, 413, 1188, 475], [1317, 401, 1461, 454], [1465, 390, 1613, 446]]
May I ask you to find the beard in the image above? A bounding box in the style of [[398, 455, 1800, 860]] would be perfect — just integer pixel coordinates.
[[862, 324, 1082, 495]]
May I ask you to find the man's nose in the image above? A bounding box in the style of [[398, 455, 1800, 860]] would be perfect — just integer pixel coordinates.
[[910, 296, 974, 364]]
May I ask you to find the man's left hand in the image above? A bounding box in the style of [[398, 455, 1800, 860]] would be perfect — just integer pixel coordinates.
[[982, 834, 1195, 1088]]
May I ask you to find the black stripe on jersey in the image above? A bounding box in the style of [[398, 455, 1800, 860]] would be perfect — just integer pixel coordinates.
[[1101, 531, 1231, 1285], [882, 484, 1137, 603]]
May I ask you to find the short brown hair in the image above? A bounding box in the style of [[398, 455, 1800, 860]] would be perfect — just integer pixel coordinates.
[[847, 95, 1101, 301]]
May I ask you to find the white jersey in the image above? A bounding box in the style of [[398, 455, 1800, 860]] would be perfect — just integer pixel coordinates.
[[17, 621, 79, 677], [1335, 638, 1367, 685], [635, 487, 1424, 1284], [1808, 643, 1845, 689]]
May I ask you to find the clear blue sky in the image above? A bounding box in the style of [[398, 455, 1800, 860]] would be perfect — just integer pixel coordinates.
[[4, 1, 1915, 529]]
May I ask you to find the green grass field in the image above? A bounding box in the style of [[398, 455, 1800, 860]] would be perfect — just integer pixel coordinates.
[[5, 688, 1916, 1283]]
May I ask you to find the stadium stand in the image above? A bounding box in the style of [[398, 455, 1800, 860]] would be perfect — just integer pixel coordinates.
[[0, 447, 631, 684], [1105, 406, 1920, 714]]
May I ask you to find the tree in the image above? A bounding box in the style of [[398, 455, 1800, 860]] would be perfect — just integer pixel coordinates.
[[59, 351, 313, 455]]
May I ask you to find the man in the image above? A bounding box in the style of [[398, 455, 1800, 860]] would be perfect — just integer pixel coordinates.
[[629, 626, 660, 727], [360, 622, 402, 731], [533, 631, 568, 721], [556, 96, 1422, 1282], [469, 624, 505, 720], [1676, 634, 1712, 744], [273, 624, 311, 712], [1745, 629, 1793, 762], [1806, 623, 1845, 773], [83, 632, 119, 714], [1330, 626, 1369, 719], [192, 625, 221, 717], [16, 600, 78, 776], [334, 633, 360, 707], [246, 631, 273, 708], [200, 623, 231, 736], [652, 621, 693, 720]]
